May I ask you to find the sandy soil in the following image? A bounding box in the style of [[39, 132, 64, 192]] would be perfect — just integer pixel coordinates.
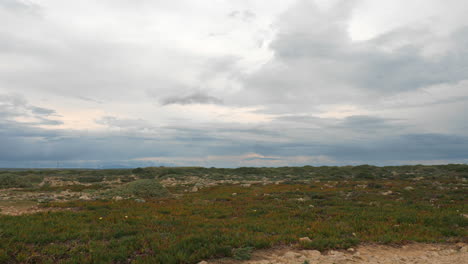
[[204, 243, 468, 264], [0, 200, 76, 216]]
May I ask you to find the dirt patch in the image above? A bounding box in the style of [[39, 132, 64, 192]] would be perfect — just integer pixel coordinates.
[[205, 243, 468, 264], [0, 200, 75, 216]]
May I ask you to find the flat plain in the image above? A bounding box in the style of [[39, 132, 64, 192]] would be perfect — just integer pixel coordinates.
[[0, 165, 466, 263]]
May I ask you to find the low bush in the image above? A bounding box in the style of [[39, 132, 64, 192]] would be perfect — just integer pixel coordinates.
[[232, 247, 253, 260], [106, 179, 170, 198], [77, 176, 105, 183], [0, 174, 32, 188]]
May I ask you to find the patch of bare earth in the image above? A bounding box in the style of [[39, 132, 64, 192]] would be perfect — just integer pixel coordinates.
[[0, 201, 76, 216], [204, 243, 468, 264]]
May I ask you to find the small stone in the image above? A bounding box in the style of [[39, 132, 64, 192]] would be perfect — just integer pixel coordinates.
[[283, 252, 301, 258], [329, 250, 344, 257], [347, 248, 355, 252], [232, 193, 237, 196], [299, 237, 312, 243], [303, 250, 321, 258], [198, 261, 208, 264], [352, 255, 363, 260], [381, 190, 393, 195], [79, 194, 92, 200]]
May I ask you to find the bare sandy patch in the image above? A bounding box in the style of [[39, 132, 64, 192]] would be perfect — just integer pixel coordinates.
[[204, 243, 468, 264]]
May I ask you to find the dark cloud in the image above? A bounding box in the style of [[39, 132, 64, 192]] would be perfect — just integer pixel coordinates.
[[0, 109, 467, 167], [333, 115, 403, 133], [0, 94, 61, 125], [330, 133, 468, 162], [30, 106, 56, 116], [161, 92, 223, 105], [240, 0, 468, 109], [274, 115, 329, 125]]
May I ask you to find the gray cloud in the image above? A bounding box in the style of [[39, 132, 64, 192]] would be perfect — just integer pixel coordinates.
[[0, 0, 40, 14], [161, 92, 223, 105], [30, 106, 56, 116], [96, 116, 153, 130], [1, 0, 468, 167], [239, 0, 468, 110], [0, 108, 466, 167], [334, 115, 403, 133], [0, 94, 62, 125], [228, 10, 256, 22]]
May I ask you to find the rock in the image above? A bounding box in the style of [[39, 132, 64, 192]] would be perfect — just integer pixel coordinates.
[[381, 190, 393, 195], [232, 193, 237, 196], [460, 246, 468, 253], [299, 237, 312, 243], [135, 199, 146, 203], [303, 250, 321, 258], [328, 250, 345, 258], [191, 186, 199, 192], [352, 254, 363, 260], [283, 251, 301, 258], [439, 249, 456, 256], [241, 183, 251, 187], [113, 196, 123, 201], [347, 248, 355, 252], [198, 261, 208, 264], [404, 186, 414, 191], [79, 194, 92, 200]]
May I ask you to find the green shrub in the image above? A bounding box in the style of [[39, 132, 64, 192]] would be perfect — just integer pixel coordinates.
[[23, 174, 44, 184], [0, 174, 32, 188], [232, 247, 253, 260], [120, 175, 136, 183], [107, 179, 170, 198], [77, 176, 105, 183]]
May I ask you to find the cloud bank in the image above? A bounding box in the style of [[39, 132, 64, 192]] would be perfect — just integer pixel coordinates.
[[1, 0, 468, 167]]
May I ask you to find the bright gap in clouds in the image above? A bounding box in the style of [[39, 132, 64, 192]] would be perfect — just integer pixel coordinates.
[[0, 0, 468, 168]]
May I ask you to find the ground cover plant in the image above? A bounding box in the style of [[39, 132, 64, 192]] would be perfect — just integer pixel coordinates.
[[104, 179, 171, 198], [0, 165, 466, 263]]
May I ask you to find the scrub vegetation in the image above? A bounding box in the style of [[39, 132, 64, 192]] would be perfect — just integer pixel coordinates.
[[0, 165, 466, 263]]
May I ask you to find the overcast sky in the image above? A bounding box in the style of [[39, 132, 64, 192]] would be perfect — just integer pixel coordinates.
[[1, 0, 468, 168]]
